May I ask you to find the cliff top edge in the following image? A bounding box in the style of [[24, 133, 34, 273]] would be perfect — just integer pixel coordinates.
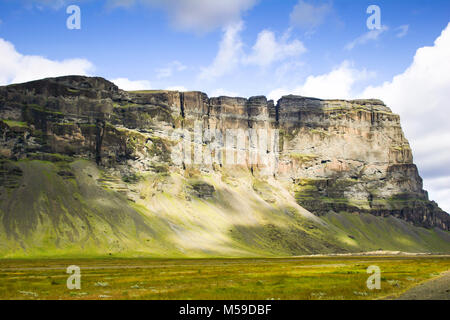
[[1, 75, 388, 110]]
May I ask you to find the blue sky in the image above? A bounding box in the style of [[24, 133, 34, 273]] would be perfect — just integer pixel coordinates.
[[0, 0, 448, 96], [0, 0, 450, 212]]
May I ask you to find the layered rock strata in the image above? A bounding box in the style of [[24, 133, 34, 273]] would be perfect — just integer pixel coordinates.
[[0, 76, 448, 231]]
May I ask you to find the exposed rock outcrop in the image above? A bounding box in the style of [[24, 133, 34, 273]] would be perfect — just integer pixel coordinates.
[[0, 75, 448, 232]]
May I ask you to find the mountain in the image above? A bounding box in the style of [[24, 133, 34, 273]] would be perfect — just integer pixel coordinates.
[[0, 76, 448, 258]]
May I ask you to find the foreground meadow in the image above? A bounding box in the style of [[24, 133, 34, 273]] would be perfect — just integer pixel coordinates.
[[0, 256, 448, 300]]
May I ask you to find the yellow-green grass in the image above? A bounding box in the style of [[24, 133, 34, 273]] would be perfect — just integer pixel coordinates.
[[1, 160, 449, 258], [0, 256, 448, 300], [1, 119, 29, 128]]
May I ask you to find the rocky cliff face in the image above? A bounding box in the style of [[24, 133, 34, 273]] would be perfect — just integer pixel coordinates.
[[0, 76, 448, 234]]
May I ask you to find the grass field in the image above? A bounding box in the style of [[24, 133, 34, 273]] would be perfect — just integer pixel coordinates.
[[0, 256, 448, 300]]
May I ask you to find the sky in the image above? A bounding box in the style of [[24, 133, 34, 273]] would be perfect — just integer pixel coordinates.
[[0, 0, 449, 212]]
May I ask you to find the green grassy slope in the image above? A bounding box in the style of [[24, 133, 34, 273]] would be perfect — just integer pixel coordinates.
[[0, 160, 162, 257], [323, 212, 450, 253], [0, 159, 448, 258]]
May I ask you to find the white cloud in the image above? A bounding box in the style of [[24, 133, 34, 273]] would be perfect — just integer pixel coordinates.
[[396, 25, 409, 38], [26, 0, 257, 32], [267, 88, 290, 102], [362, 22, 450, 212], [165, 85, 187, 91], [199, 21, 244, 81], [108, 0, 257, 33], [290, 0, 332, 29], [156, 61, 186, 79], [243, 30, 306, 67], [111, 78, 151, 91], [268, 61, 372, 101], [298, 61, 371, 99], [210, 88, 239, 97], [200, 23, 306, 80], [0, 38, 94, 85], [345, 25, 389, 50]]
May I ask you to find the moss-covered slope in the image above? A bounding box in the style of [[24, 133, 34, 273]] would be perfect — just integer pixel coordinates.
[[0, 159, 448, 258], [0, 76, 448, 257]]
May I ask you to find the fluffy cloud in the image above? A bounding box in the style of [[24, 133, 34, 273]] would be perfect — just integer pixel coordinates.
[[198, 22, 244, 81], [0, 38, 93, 85], [25, 0, 257, 32], [290, 0, 332, 29], [362, 23, 450, 211], [345, 25, 389, 50], [200, 23, 306, 80], [268, 61, 371, 101], [210, 88, 239, 97], [243, 30, 306, 67], [108, 0, 257, 33], [0, 36, 153, 93], [165, 85, 188, 91], [111, 78, 151, 91]]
